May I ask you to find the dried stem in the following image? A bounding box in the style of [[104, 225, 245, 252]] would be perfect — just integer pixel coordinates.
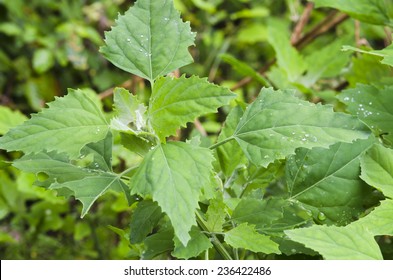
[[291, 2, 314, 44]]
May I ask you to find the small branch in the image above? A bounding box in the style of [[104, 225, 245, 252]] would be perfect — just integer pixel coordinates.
[[194, 118, 207, 136], [230, 11, 349, 92], [196, 211, 233, 260], [98, 79, 133, 100], [209, 137, 235, 150], [384, 27, 392, 46], [291, 2, 314, 45]]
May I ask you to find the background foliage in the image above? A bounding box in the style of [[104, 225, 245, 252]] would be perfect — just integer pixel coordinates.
[[0, 0, 392, 259]]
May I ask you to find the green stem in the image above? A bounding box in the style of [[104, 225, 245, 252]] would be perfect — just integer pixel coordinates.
[[196, 211, 233, 260], [209, 137, 235, 150]]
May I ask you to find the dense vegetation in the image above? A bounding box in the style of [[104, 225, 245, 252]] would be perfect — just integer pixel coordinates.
[[0, 0, 392, 260]]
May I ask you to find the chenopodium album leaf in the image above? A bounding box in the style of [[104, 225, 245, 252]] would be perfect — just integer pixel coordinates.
[[100, 0, 195, 83], [13, 134, 130, 217], [0, 89, 109, 158], [286, 138, 376, 225], [232, 87, 370, 167], [130, 142, 214, 246], [285, 223, 383, 260], [110, 87, 148, 135], [148, 75, 236, 142]]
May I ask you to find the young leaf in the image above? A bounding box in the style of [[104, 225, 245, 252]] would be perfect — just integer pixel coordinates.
[[267, 19, 306, 82], [285, 224, 383, 260], [0, 106, 27, 135], [352, 199, 393, 235], [338, 84, 393, 144], [232, 88, 370, 167], [286, 138, 376, 225], [100, 0, 195, 83], [130, 200, 163, 244], [225, 223, 280, 254], [172, 226, 213, 259], [205, 199, 227, 233], [0, 89, 109, 158], [360, 144, 393, 199], [130, 142, 214, 245], [220, 54, 270, 86], [342, 44, 393, 67], [312, 0, 393, 27], [110, 88, 147, 134], [148, 75, 235, 142]]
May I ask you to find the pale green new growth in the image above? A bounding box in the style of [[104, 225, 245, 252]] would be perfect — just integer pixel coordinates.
[[110, 87, 147, 134], [100, 0, 196, 83]]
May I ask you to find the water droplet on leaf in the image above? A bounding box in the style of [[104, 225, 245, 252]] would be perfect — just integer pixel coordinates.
[[317, 212, 326, 221]]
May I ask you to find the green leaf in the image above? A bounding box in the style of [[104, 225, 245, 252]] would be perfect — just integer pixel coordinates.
[[0, 89, 109, 158], [119, 133, 154, 157], [233, 88, 370, 167], [215, 106, 247, 177], [301, 38, 351, 87], [172, 226, 212, 259], [225, 223, 280, 254], [13, 136, 129, 217], [232, 198, 286, 230], [338, 84, 393, 144], [345, 53, 393, 87], [130, 142, 214, 245], [267, 19, 306, 82], [287, 138, 376, 225], [0, 106, 27, 135], [148, 75, 235, 142], [342, 44, 393, 67], [312, 0, 393, 27], [360, 144, 393, 199], [285, 224, 383, 260], [353, 199, 393, 235], [100, 0, 195, 82], [205, 199, 227, 233], [220, 54, 270, 86], [32, 48, 55, 74], [110, 88, 147, 134], [130, 200, 163, 244], [143, 228, 174, 259]]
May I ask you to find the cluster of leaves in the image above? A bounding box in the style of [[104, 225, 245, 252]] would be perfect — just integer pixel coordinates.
[[1, 0, 393, 259]]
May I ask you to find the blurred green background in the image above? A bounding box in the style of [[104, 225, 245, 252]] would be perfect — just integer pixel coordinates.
[[0, 0, 391, 259]]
